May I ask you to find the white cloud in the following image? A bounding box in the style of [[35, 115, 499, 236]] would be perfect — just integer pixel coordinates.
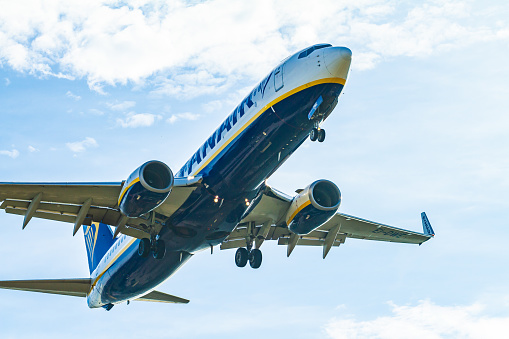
[[27, 145, 38, 152], [151, 70, 230, 99], [107, 101, 136, 111], [325, 300, 509, 339], [166, 112, 201, 124], [0, 149, 19, 158], [66, 137, 98, 152], [4, 78, 10, 86], [117, 112, 161, 128], [65, 90, 81, 101], [0, 0, 506, 95]]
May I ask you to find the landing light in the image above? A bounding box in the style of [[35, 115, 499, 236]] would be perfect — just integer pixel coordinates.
[[187, 176, 195, 180], [245, 198, 250, 206], [214, 196, 219, 203]]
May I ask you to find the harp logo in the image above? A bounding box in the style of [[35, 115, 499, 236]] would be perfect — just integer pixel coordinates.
[[84, 223, 99, 263]]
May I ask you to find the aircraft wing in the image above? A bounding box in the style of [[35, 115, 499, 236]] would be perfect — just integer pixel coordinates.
[[222, 185, 434, 258], [0, 176, 202, 239], [136, 290, 189, 304], [0, 279, 91, 297], [0, 279, 189, 304]]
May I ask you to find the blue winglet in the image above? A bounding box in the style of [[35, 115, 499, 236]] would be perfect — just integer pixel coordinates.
[[421, 212, 435, 236]]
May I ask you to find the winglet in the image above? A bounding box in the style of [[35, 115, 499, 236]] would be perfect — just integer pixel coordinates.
[[421, 212, 435, 236]]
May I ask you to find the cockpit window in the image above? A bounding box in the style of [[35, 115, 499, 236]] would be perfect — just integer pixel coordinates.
[[298, 44, 332, 59]]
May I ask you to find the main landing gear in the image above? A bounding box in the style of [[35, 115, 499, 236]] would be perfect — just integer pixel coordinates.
[[138, 237, 166, 260], [235, 247, 262, 269], [309, 127, 325, 142]]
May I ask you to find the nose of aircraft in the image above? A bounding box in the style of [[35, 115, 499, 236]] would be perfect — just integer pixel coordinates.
[[323, 47, 352, 79]]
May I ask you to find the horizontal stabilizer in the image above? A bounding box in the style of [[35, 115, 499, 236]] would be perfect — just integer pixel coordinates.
[[0, 278, 91, 297], [136, 290, 189, 304], [421, 212, 435, 236]]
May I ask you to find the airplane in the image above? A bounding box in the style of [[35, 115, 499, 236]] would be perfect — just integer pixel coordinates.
[[0, 43, 434, 310]]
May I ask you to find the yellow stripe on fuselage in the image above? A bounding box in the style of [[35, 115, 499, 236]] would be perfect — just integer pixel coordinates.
[[89, 237, 137, 294], [117, 177, 140, 205], [192, 77, 346, 176], [286, 200, 311, 226]]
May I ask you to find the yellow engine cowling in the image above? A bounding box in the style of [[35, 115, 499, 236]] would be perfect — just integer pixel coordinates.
[[285, 179, 341, 235]]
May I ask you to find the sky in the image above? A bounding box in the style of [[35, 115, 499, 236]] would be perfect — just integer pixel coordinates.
[[1, 0, 509, 338]]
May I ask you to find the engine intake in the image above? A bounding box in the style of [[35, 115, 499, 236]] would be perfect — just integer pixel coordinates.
[[285, 179, 341, 235], [118, 160, 174, 218]]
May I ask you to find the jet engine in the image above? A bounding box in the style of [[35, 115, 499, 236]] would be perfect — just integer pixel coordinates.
[[285, 179, 341, 235], [118, 160, 174, 218]]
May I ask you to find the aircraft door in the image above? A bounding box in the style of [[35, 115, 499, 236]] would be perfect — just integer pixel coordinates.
[[274, 64, 284, 92]]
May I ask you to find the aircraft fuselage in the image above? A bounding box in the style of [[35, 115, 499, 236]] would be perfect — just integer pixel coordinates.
[[87, 44, 352, 308]]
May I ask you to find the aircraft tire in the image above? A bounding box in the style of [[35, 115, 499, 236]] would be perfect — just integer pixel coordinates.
[[235, 248, 248, 267], [153, 239, 166, 260], [138, 238, 151, 258], [249, 249, 262, 269], [310, 128, 318, 141], [317, 129, 326, 142]]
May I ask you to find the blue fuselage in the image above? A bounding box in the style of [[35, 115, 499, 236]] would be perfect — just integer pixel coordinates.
[[88, 45, 351, 307]]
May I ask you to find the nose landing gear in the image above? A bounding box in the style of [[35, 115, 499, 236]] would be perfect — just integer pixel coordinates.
[[309, 127, 325, 142]]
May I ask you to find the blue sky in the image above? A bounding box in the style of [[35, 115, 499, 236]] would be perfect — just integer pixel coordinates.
[[1, 0, 509, 338]]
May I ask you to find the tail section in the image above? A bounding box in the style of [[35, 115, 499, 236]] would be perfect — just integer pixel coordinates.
[[421, 212, 435, 236], [83, 222, 115, 273]]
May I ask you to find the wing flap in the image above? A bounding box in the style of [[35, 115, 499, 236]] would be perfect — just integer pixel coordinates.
[[277, 236, 345, 247], [0, 278, 91, 298], [136, 290, 189, 304]]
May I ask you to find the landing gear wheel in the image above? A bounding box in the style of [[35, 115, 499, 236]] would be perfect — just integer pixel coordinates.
[[317, 129, 326, 142], [235, 248, 248, 267], [138, 238, 150, 258], [309, 128, 318, 141], [249, 248, 262, 269], [153, 239, 166, 260]]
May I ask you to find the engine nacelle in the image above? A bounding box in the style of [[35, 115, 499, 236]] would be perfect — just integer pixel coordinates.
[[118, 160, 174, 218], [285, 179, 341, 235]]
